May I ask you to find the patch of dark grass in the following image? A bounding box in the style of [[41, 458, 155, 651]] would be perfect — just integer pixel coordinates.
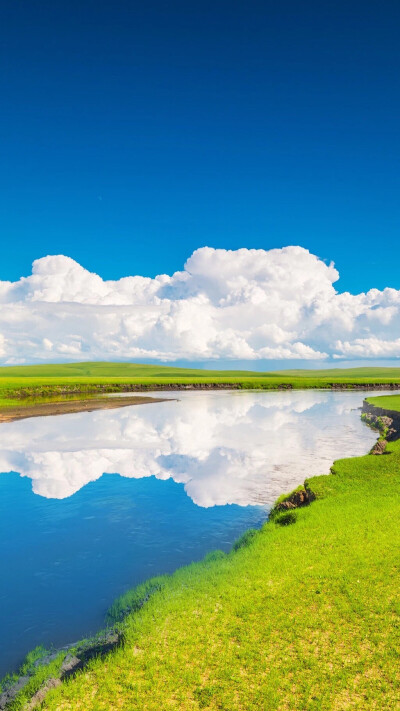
[[194, 685, 220, 707], [203, 550, 226, 563], [232, 528, 259, 551], [106, 574, 169, 624], [273, 510, 297, 526]]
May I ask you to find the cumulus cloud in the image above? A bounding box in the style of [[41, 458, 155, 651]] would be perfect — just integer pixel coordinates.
[[0, 246, 399, 363]]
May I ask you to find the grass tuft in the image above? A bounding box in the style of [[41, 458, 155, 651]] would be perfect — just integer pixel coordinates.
[[106, 575, 169, 624], [232, 528, 259, 551], [273, 510, 298, 526]]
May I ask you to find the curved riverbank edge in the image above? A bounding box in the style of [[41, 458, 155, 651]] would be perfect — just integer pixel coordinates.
[[0, 395, 170, 423], [361, 400, 400, 436], [1, 398, 399, 709], [361, 400, 400, 453]]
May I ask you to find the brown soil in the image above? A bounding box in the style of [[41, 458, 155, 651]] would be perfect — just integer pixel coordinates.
[[273, 486, 316, 513], [370, 439, 388, 455], [0, 396, 170, 423]]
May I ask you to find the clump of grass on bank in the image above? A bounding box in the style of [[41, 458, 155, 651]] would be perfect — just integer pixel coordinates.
[[11, 395, 398, 711], [106, 575, 170, 624], [1, 362, 400, 409]]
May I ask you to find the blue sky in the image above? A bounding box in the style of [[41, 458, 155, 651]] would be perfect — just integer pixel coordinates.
[[1, 0, 400, 294], [1, 2, 400, 368]]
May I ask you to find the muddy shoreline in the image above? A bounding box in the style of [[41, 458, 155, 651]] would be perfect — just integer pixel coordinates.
[[0, 395, 170, 424]]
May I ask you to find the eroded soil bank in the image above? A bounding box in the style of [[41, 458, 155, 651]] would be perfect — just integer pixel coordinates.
[[361, 400, 400, 441], [7, 382, 400, 401]]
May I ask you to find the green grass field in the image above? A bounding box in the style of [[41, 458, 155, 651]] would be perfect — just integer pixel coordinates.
[[4, 391, 400, 710], [367, 393, 400, 411], [1, 362, 400, 409]]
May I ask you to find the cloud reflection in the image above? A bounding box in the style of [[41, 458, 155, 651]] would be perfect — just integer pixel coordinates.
[[0, 391, 377, 507]]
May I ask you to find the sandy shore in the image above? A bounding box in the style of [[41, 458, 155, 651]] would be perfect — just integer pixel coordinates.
[[0, 395, 170, 423]]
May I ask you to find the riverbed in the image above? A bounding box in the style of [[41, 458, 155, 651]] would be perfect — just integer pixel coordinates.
[[0, 389, 390, 677]]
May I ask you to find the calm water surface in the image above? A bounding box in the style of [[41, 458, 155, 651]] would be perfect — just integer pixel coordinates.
[[0, 389, 386, 676]]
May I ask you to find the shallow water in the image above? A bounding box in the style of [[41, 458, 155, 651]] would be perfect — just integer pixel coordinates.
[[0, 389, 387, 676]]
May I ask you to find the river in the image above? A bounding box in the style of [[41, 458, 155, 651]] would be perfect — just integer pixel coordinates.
[[0, 389, 387, 676]]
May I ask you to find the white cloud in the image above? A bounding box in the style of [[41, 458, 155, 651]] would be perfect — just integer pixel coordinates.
[[334, 337, 400, 357], [0, 246, 399, 363]]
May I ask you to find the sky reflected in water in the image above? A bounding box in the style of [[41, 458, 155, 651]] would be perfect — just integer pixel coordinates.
[[0, 389, 381, 506]]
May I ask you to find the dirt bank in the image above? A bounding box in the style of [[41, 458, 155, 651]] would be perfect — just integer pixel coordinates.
[[361, 400, 400, 441], [0, 395, 170, 423]]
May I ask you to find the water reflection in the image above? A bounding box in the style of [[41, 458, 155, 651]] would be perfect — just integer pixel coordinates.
[[0, 390, 380, 507]]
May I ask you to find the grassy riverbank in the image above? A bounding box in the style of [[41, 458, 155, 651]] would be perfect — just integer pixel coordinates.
[[367, 393, 400, 412], [4, 393, 400, 710], [1, 363, 400, 410]]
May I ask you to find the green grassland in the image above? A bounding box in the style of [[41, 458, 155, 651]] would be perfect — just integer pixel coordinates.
[[367, 393, 400, 411], [4, 391, 400, 710], [1, 362, 400, 409]]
